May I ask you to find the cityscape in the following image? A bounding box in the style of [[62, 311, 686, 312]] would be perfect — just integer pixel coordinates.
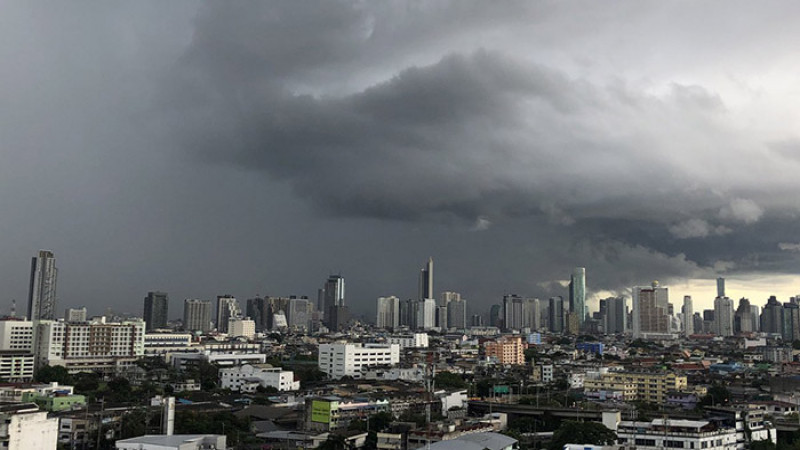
[[5, 2, 800, 450]]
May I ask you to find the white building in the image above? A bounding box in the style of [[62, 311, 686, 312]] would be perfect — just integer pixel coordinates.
[[0, 404, 58, 450], [35, 317, 145, 375], [376, 296, 400, 330], [682, 296, 694, 336], [0, 320, 35, 381], [228, 317, 256, 339], [116, 434, 226, 450], [143, 333, 196, 357], [64, 307, 87, 323], [387, 333, 429, 349], [219, 364, 299, 392], [416, 299, 436, 330], [617, 419, 737, 450], [714, 296, 735, 337], [170, 351, 266, 370], [318, 343, 400, 379]]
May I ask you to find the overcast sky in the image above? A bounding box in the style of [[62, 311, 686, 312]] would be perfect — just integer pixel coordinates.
[[3, 1, 800, 320]]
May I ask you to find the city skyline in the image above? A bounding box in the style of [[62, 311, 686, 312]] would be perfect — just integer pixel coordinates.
[[4, 3, 800, 318]]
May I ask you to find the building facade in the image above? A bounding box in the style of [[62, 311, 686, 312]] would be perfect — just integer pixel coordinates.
[[27, 250, 57, 321], [183, 299, 212, 333], [143, 291, 169, 331], [318, 343, 400, 379], [484, 336, 525, 365]]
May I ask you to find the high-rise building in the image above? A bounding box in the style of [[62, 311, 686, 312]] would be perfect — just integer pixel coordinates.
[[717, 277, 726, 298], [632, 281, 670, 339], [714, 296, 734, 336], [783, 302, 800, 342], [682, 296, 694, 336], [287, 297, 311, 332], [548, 296, 565, 333], [64, 307, 87, 324], [246, 297, 269, 332], [734, 298, 753, 334], [569, 267, 586, 325], [416, 298, 436, 330], [27, 250, 58, 321], [603, 297, 627, 334], [376, 296, 400, 330], [760, 296, 783, 335], [750, 304, 761, 332], [470, 314, 483, 327], [692, 312, 703, 335], [323, 275, 345, 328], [443, 293, 466, 329], [439, 291, 459, 308], [484, 336, 525, 365], [228, 317, 256, 339], [419, 258, 433, 300], [489, 304, 502, 328], [143, 291, 169, 331], [183, 299, 212, 333], [216, 295, 241, 333]]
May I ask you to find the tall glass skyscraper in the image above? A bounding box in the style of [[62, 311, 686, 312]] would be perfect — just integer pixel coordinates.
[[418, 257, 433, 300], [28, 250, 58, 321]]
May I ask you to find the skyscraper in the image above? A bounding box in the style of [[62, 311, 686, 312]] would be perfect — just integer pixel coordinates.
[[287, 297, 311, 332], [761, 296, 783, 335], [713, 296, 734, 336], [632, 281, 670, 339], [734, 298, 753, 334], [603, 297, 627, 334], [447, 296, 467, 330], [717, 277, 726, 298], [143, 291, 169, 331], [569, 267, 586, 325], [416, 298, 436, 330], [27, 250, 58, 321], [183, 299, 212, 333], [323, 275, 347, 330], [548, 296, 565, 333], [419, 258, 433, 300], [216, 295, 241, 333], [376, 296, 400, 330], [681, 296, 694, 336]]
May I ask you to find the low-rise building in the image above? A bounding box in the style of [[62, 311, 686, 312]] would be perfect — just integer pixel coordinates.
[[386, 333, 429, 349], [170, 351, 267, 370], [0, 403, 58, 450], [318, 343, 400, 379], [219, 364, 299, 392], [583, 370, 687, 404], [115, 434, 226, 450], [484, 336, 525, 365], [616, 419, 737, 450]]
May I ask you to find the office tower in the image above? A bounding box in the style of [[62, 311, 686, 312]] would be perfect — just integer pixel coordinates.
[[64, 307, 87, 323], [692, 312, 703, 334], [376, 296, 400, 330], [436, 306, 448, 329], [702, 310, 715, 333], [323, 275, 345, 327], [287, 297, 311, 332], [216, 295, 241, 333], [317, 288, 325, 315], [631, 281, 670, 339], [783, 302, 800, 342], [603, 297, 626, 334], [246, 297, 270, 332], [734, 298, 753, 334], [681, 296, 694, 336], [489, 304, 502, 328], [419, 258, 433, 300], [761, 296, 783, 335], [228, 317, 256, 339], [440, 291, 460, 308], [528, 298, 541, 331], [569, 267, 586, 325], [717, 277, 726, 298], [27, 250, 58, 321], [399, 299, 414, 328], [416, 298, 436, 330], [503, 294, 523, 331], [143, 291, 169, 331], [750, 305, 761, 332], [548, 296, 565, 333], [713, 296, 734, 336], [183, 299, 212, 333], [447, 295, 467, 330], [471, 314, 483, 327]]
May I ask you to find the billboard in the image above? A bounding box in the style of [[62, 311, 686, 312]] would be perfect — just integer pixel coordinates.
[[311, 400, 332, 423]]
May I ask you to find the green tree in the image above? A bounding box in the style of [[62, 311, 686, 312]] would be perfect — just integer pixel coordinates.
[[34, 364, 73, 385], [750, 440, 776, 450], [700, 384, 732, 406], [435, 371, 467, 390], [548, 421, 616, 450]]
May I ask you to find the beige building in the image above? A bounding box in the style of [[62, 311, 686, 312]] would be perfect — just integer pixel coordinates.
[[484, 336, 525, 365], [584, 370, 687, 404]]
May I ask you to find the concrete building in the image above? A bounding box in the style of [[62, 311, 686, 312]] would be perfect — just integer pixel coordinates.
[[116, 435, 226, 450], [632, 281, 670, 339], [143, 291, 168, 331], [416, 298, 436, 330], [318, 343, 400, 379], [170, 351, 267, 370], [714, 296, 735, 336], [143, 332, 196, 357], [584, 370, 688, 404], [0, 403, 58, 450], [548, 297, 565, 333], [0, 319, 35, 381], [27, 250, 58, 322], [569, 267, 586, 325], [376, 296, 400, 330], [64, 307, 87, 323], [419, 258, 433, 300], [682, 296, 694, 336], [386, 333, 429, 349], [616, 418, 736, 450], [35, 318, 145, 375], [216, 295, 240, 333], [734, 298, 754, 334], [484, 336, 525, 365], [603, 297, 626, 334], [323, 275, 346, 329], [287, 297, 311, 332], [183, 299, 212, 333], [219, 364, 299, 392], [228, 317, 256, 339]]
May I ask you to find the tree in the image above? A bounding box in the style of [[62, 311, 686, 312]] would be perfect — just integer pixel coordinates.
[[548, 421, 617, 450], [435, 371, 467, 390], [700, 384, 732, 407], [34, 364, 73, 385], [750, 440, 776, 450]]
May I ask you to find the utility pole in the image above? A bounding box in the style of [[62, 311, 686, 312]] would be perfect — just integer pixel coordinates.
[[96, 398, 104, 450]]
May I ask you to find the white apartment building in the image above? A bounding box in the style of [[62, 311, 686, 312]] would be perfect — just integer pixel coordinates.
[[617, 419, 737, 450], [387, 333, 429, 349], [219, 364, 299, 392], [35, 318, 145, 375], [318, 343, 400, 379], [0, 404, 58, 450], [116, 434, 226, 450], [170, 351, 266, 370], [228, 317, 256, 339], [143, 333, 196, 356], [0, 320, 35, 381]]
